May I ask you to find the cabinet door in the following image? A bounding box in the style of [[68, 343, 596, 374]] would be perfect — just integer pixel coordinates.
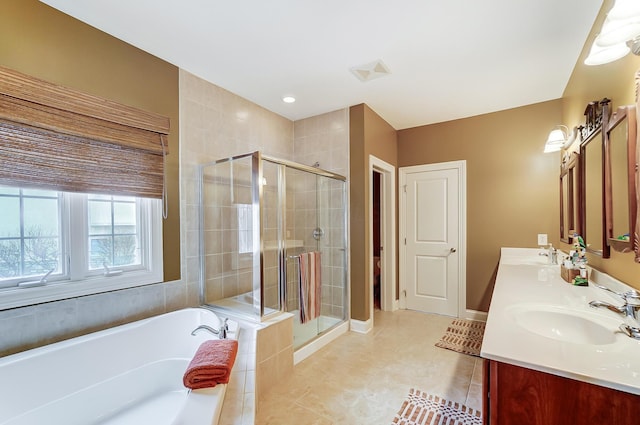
[[487, 360, 639, 424], [482, 359, 489, 425]]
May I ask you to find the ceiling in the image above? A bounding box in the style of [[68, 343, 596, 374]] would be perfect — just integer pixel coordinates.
[[40, 0, 603, 130]]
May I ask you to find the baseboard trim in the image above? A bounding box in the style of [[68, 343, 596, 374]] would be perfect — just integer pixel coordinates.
[[465, 309, 488, 322], [349, 318, 373, 334]]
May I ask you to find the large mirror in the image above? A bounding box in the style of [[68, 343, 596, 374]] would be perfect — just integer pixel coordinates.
[[579, 99, 610, 258], [635, 70, 640, 263], [560, 152, 578, 243], [605, 105, 637, 254]]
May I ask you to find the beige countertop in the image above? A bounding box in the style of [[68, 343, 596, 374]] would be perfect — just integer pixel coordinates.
[[481, 247, 640, 395]]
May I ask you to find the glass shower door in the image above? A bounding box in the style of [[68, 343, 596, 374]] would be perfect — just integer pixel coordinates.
[[316, 174, 347, 334], [285, 166, 346, 349]]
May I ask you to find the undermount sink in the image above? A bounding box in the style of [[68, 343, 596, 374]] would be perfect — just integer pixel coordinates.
[[509, 305, 618, 345]]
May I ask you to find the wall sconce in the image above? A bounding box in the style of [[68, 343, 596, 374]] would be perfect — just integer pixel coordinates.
[[585, 0, 640, 65], [544, 126, 569, 153]]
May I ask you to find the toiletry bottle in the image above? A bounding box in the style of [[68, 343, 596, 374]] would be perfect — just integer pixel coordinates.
[[579, 264, 587, 278]]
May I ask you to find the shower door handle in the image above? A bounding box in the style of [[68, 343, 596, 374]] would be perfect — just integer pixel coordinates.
[[312, 227, 325, 240]]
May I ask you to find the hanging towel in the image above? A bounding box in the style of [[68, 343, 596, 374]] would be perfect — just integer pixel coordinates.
[[183, 339, 238, 390], [298, 251, 321, 324]]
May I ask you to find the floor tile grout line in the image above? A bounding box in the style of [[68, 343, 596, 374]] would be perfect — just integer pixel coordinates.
[[257, 310, 483, 424]]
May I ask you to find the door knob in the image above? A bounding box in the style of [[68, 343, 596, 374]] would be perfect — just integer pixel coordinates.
[[450, 248, 457, 253]]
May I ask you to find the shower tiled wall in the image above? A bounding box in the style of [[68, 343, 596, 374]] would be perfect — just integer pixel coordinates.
[[179, 70, 294, 310], [181, 70, 350, 321], [201, 158, 255, 304], [293, 109, 349, 176], [292, 110, 350, 320]]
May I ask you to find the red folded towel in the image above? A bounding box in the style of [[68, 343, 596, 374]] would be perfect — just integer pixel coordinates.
[[183, 339, 239, 390]]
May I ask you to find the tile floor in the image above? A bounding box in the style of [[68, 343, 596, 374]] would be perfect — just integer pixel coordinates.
[[256, 309, 484, 424]]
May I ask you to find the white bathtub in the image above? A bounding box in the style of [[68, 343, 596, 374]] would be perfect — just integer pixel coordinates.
[[0, 308, 237, 425]]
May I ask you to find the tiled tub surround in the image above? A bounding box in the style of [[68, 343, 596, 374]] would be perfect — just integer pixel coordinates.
[[0, 280, 190, 358], [482, 247, 640, 394], [217, 311, 293, 425], [0, 308, 235, 425]]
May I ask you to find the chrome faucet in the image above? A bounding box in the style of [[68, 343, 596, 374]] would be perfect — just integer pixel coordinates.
[[588, 300, 636, 317], [190, 318, 230, 339], [538, 245, 558, 265], [549, 247, 558, 265], [589, 284, 640, 321], [219, 318, 229, 339], [619, 323, 640, 340]]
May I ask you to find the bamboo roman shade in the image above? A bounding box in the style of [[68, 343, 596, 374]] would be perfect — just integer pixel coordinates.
[[0, 65, 170, 198]]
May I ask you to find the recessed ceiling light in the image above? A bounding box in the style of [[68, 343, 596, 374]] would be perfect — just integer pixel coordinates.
[[282, 96, 296, 103]]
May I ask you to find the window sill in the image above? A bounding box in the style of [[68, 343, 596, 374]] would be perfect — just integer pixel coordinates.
[[0, 268, 163, 311]]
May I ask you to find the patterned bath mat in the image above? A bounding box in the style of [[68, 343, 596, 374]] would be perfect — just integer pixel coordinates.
[[435, 318, 485, 357], [391, 389, 482, 425]]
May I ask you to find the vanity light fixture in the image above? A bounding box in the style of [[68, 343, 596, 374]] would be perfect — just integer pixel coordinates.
[[282, 96, 296, 103], [584, 40, 631, 66], [544, 126, 569, 153], [585, 0, 640, 65]]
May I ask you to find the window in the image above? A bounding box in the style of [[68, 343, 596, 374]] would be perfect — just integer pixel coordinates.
[[88, 195, 141, 270], [0, 66, 169, 310], [0, 186, 163, 310], [0, 188, 62, 284]]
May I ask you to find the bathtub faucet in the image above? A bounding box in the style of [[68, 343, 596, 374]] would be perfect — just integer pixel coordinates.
[[219, 318, 229, 339], [190, 318, 230, 339]]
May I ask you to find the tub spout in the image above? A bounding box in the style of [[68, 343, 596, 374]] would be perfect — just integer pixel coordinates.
[[190, 319, 230, 339], [190, 325, 219, 337]]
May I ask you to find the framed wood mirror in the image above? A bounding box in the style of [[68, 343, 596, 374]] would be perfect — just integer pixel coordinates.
[[560, 151, 579, 243], [634, 71, 640, 263], [604, 105, 637, 254], [579, 99, 610, 258]]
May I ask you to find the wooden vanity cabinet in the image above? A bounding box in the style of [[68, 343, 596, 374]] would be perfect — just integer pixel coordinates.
[[482, 359, 639, 424]]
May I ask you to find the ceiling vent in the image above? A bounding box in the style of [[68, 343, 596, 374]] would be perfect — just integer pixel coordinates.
[[349, 59, 391, 82]]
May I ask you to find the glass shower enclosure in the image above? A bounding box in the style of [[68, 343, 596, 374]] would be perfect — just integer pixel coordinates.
[[198, 152, 347, 349]]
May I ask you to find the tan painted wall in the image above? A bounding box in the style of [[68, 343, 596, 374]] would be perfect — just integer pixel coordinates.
[[560, 2, 640, 290], [0, 0, 180, 281], [350, 104, 398, 321], [398, 100, 562, 311]]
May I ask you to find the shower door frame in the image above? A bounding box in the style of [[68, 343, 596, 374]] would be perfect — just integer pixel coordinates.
[[199, 151, 348, 324], [262, 153, 349, 326]]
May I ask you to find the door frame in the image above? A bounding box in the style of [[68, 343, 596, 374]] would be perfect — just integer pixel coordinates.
[[399, 160, 467, 318], [369, 155, 397, 316]]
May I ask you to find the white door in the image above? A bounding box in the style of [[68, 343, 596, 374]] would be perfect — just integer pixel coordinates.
[[400, 161, 465, 317]]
